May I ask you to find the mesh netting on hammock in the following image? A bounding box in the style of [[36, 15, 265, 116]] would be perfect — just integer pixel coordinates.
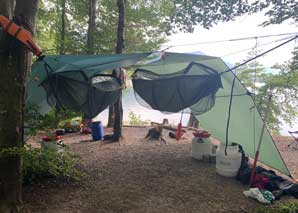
[[132, 62, 223, 115], [41, 71, 121, 119]]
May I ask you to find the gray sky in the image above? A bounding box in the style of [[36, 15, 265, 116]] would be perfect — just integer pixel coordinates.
[[164, 12, 298, 68]]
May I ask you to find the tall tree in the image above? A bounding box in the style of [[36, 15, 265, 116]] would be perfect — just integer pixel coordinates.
[[59, 0, 66, 54], [107, 107, 115, 127], [87, 0, 97, 54], [112, 0, 125, 140], [0, 0, 39, 212], [106, 0, 171, 127]]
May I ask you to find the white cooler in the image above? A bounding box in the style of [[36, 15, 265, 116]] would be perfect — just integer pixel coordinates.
[[191, 137, 216, 160]]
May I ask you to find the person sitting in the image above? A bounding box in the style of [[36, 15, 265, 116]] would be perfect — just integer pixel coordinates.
[[80, 118, 92, 134]]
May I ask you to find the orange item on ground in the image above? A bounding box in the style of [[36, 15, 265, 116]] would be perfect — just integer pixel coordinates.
[[175, 123, 182, 140], [193, 131, 211, 139], [0, 15, 42, 56]]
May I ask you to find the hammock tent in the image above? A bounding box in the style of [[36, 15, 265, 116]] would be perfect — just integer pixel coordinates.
[[134, 52, 290, 176], [132, 62, 223, 114], [27, 53, 150, 118]]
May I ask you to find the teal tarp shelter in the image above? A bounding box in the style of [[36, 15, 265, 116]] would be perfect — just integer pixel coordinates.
[[27, 51, 290, 176], [136, 52, 290, 176], [27, 53, 150, 118]]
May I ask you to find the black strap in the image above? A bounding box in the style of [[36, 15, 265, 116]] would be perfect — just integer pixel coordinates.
[[4, 20, 14, 32], [14, 27, 22, 37]]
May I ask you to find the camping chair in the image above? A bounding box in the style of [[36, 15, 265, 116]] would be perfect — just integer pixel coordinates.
[[288, 131, 298, 150]]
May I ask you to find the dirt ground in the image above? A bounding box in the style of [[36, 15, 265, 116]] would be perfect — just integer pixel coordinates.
[[273, 135, 298, 179], [22, 127, 298, 213]]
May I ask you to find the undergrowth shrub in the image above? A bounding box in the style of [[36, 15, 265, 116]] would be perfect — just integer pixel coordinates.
[[25, 103, 82, 134], [0, 145, 83, 184], [255, 201, 298, 213], [128, 111, 150, 126]]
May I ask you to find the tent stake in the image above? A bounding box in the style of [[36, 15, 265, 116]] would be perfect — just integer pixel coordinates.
[[249, 94, 272, 187]]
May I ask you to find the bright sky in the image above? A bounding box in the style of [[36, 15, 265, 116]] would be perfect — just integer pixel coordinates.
[[164, 13, 298, 135], [164, 12, 298, 68]]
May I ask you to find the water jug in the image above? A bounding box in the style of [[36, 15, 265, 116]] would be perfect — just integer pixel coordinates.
[[216, 143, 242, 177]]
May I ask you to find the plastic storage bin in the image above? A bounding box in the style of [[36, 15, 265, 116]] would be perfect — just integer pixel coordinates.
[[92, 121, 104, 141]]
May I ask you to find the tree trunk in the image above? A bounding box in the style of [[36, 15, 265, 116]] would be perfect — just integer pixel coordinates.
[[115, 0, 125, 54], [87, 0, 96, 54], [0, 0, 39, 212], [107, 106, 115, 127], [0, 0, 15, 16], [112, 0, 125, 141], [113, 68, 123, 140], [187, 112, 199, 128], [60, 0, 66, 54]]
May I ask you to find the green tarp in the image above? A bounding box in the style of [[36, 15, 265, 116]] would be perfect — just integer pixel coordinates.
[[27, 53, 151, 114], [27, 51, 290, 176], [140, 52, 290, 176]]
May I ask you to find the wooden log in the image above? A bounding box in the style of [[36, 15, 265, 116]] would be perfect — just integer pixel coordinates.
[[187, 126, 203, 132], [150, 121, 177, 131], [151, 121, 195, 132], [151, 121, 206, 133]]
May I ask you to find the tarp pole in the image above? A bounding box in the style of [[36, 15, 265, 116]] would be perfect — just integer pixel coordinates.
[[249, 94, 272, 187]]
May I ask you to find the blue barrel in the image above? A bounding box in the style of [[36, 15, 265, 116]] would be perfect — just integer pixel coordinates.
[[91, 121, 104, 141]]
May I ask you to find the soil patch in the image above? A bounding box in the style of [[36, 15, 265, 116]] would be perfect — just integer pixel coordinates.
[[21, 127, 297, 212]]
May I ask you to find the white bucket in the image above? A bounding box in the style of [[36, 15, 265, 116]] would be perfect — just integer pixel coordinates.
[[216, 143, 242, 178], [191, 137, 215, 160]]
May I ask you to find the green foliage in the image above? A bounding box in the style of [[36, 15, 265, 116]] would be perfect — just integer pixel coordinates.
[[36, 0, 172, 54], [0, 144, 83, 184], [35, 1, 57, 54], [254, 201, 298, 213], [36, 0, 86, 54], [23, 145, 82, 184], [249, 0, 298, 26], [24, 103, 44, 135], [124, 0, 172, 51], [171, 0, 250, 32], [25, 103, 82, 133], [237, 48, 298, 133], [35, 0, 256, 54], [128, 111, 150, 126]]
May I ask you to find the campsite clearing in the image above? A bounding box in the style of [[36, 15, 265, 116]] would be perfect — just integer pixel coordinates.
[[22, 127, 297, 213]]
